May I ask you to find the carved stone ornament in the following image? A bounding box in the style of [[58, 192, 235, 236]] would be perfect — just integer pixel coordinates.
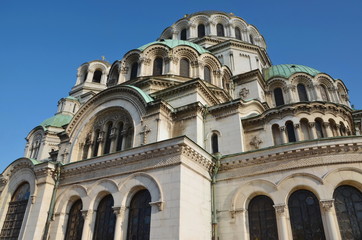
[[230, 208, 245, 218], [250, 136, 262, 149], [140, 125, 151, 145], [320, 199, 334, 212], [113, 206, 126, 216], [273, 204, 286, 215], [149, 201, 164, 211], [239, 88, 250, 99], [81, 209, 95, 219]]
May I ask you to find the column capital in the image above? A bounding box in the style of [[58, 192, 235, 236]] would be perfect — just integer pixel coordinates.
[[320, 199, 334, 212], [81, 209, 95, 219], [112, 206, 126, 216], [273, 204, 287, 216]]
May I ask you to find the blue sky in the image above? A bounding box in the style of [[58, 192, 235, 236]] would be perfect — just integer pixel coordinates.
[[1, 0, 361, 172]]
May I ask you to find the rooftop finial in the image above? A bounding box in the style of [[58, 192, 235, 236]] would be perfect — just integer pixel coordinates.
[[101, 56, 106, 61]]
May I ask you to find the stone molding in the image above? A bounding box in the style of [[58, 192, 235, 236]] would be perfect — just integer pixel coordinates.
[[320, 199, 334, 212]]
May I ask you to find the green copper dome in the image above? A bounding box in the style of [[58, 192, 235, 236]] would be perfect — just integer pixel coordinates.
[[138, 39, 210, 54], [263, 64, 321, 81], [40, 114, 73, 129]]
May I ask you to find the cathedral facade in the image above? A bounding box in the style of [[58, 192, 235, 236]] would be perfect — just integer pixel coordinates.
[[1, 11, 361, 240]]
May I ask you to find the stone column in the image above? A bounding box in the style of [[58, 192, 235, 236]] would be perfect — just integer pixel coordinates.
[[323, 122, 334, 138], [280, 126, 287, 144], [309, 122, 318, 139], [320, 200, 341, 240], [113, 206, 126, 240], [81, 209, 96, 240], [273, 204, 290, 240], [294, 123, 301, 141]]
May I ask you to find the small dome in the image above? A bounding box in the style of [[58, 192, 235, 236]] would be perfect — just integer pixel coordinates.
[[138, 39, 210, 54], [40, 114, 73, 129], [263, 64, 321, 81]]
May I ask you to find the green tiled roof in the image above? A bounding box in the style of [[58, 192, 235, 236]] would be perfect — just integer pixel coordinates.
[[124, 85, 153, 103], [138, 39, 209, 54], [263, 64, 321, 81], [40, 114, 73, 129]]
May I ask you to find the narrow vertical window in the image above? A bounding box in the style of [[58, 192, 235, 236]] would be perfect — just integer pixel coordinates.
[[107, 67, 119, 87], [130, 62, 138, 80], [288, 190, 326, 240], [93, 129, 100, 157], [272, 124, 281, 145], [180, 29, 187, 40], [116, 122, 124, 151], [180, 58, 190, 77], [297, 83, 309, 101], [93, 195, 116, 240], [273, 87, 284, 106], [320, 85, 329, 101], [83, 72, 88, 82], [286, 121, 296, 142], [211, 133, 219, 153], [198, 24, 205, 38], [93, 69, 102, 83], [64, 199, 84, 240], [315, 119, 324, 138], [249, 34, 254, 44], [216, 24, 224, 37], [248, 195, 279, 240], [0, 183, 30, 239], [153, 57, 163, 76], [127, 190, 151, 240], [235, 27, 242, 40], [103, 122, 113, 154], [300, 119, 311, 140], [204, 66, 211, 83], [334, 185, 362, 239]]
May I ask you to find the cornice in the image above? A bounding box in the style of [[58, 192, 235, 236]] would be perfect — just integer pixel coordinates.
[[151, 79, 221, 106], [219, 136, 362, 178], [242, 102, 353, 127], [232, 69, 266, 88], [172, 102, 206, 121], [60, 136, 213, 180]]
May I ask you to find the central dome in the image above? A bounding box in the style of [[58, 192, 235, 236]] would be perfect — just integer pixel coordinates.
[[263, 64, 321, 81]]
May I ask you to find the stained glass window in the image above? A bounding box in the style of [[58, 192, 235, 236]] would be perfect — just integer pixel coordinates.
[[334, 185, 362, 240], [64, 199, 84, 240], [93, 195, 116, 240], [248, 195, 278, 240], [127, 190, 151, 240], [288, 190, 326, 240], [0, 183, 30, 240]]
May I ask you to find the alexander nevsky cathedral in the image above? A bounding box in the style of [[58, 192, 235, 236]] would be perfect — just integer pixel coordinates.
[[1, 10, 362, 240]]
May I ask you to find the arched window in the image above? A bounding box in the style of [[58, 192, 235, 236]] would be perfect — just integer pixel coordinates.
[[30, 134, 42, 159], [64, 199, 84, 240], [329, 119, 338, 136], [93, 195, 116, 240], [0, 183, 30, 239], [93, 129, 101, 157], [82, 134, 92, 160], [216, 24, 224, 37], [93, 69, 102, 83], [249, 34, 254, 44], [235, 27, 242, 40], [300, 119, 311, 140], [103, 122, 113, 154], [288, 190, 326, 239], [272, 124, 282, 145], [116, 122, 124, 151], [334, 185, 362, 239], [83, 71, 88, 82], [130, 62, 138, 80], [340, 122, 347, 136], [180, 58, 190, 77], [204, 66, 211, 83], [153, 57, 163, 76], [273, 87, 284, 106], [211, 133, 219, 153], [248, 195, 278, 240], [315, 119, 324, 138], [198, 24, 205, 38], [297, 83, 309, 101], [320, 85, 329, 101], [127, 190, 151, 240], [286, 121, 296, 142], [180, 29, 187, 40]]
